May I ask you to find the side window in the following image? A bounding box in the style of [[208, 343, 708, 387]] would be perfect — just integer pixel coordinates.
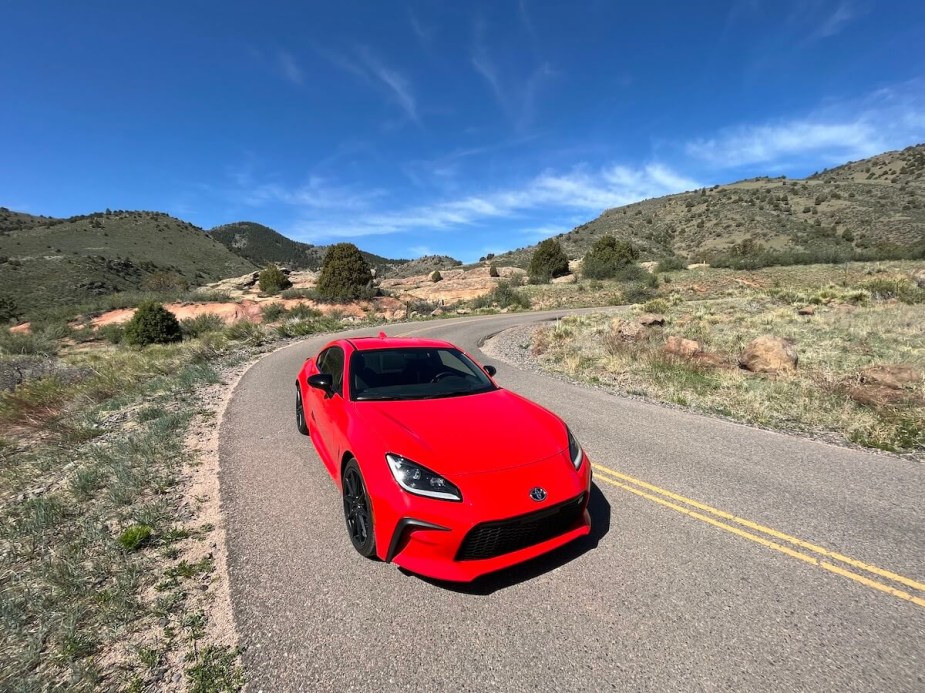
[[318, 346, 345, 396]]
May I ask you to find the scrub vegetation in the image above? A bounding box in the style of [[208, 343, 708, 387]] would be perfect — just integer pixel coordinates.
[[526, 260, 925, 455], [0, 300, 388, 690]]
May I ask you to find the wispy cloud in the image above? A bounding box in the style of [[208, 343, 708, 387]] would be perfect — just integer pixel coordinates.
[[471, 20, 554, 131], [410, 245, 433, 257], [276, 50, 304, 86], [224, 168, 383, 212], [686, 83, 925, 169], [408, 11, 434, 48], [317, 45, 420, 124], [292, 163, 700, 240], [813, 1, 857, 39], [686, 121, 879, 168]]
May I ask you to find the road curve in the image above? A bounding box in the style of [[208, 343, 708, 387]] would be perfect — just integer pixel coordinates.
[[219, 310, 925, 692]]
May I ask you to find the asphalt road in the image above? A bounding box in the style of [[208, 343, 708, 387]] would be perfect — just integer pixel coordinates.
[[219, 310, 925, 692]]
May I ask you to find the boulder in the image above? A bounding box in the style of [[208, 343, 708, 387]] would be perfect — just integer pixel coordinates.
[[664, 336, 703, 358], [551, 273, 577, 284], [797, 306, 815, 316], [638, 313, 666, 327], [739, 336, 798, 373], [614, 320, 644, 341]]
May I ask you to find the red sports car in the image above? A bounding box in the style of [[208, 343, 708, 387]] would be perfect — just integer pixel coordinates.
[[295, 333, 592, 582]]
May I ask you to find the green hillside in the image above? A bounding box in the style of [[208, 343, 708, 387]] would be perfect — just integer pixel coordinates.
[[492, 144, 925, 269], [208, 221, 410, 275], [0, 209, 257, 319]]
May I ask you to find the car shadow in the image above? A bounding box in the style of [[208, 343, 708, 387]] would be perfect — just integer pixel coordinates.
[[403, 481, 612, 595]]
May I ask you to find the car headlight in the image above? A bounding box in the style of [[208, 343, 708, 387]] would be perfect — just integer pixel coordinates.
[[567, 428, 584, 470], [386, 454, 462, 502]]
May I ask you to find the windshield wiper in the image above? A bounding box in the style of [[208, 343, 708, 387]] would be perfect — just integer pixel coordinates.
[[419, 390, 477, 400]]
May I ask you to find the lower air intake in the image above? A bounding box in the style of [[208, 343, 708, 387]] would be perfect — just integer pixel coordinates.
[[456, 493, 586, 561]]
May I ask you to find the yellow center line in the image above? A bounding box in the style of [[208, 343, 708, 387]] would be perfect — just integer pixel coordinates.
[[592, 462, 925, 595], [591, 468, 925, 609]]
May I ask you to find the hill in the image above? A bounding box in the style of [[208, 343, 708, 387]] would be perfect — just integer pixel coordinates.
[[491, 144, 925, 269], [0, 209, 258, 318], [208, 221, 410, 275]]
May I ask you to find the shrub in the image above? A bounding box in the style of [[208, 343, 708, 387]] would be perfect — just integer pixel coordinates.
[[0, 295, 20, 323], [141, 271, 189, 292], [582, 236, 639, 279], [655, 256, 686, 273], [528, 239, 569, 283], [0, 330, 57, 356], [118, 524, 153, 551], [224, 320, 266, 345], [316, 243, 373, 300], [180, 313, 226, 338], [431, 270, 443, 282], [260, 303, 288, 323], [123, 302, 182, 346], [98, 323, 125, 345], [471, 281, 531, 310], [860, 277, 925, 304], [642, 298, 670, 314], [258, 264, 292, 294], [489, 263, 499, 277]]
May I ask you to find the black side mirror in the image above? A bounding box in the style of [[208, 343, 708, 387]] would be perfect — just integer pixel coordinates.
[[484, 365, 497, 377], [308, 373, 334, 393]]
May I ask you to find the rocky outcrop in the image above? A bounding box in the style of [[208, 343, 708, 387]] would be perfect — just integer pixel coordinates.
[[739, 336, 798, 373], [664, 336, 703, 358]]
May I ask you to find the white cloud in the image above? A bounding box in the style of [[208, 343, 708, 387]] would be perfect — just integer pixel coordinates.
[[237, 175, 383, 212], [813, 1, 857, 39], [685, 83, 925, 169], [686, 121, 880, 168], [276, 50, 304, 86], [292, 163, 700, 240], [471, 21, 553, 131], [318, 46, 420, 124]]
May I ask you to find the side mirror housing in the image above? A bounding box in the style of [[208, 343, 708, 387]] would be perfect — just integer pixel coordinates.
[[308, 373, 334, 393], [484, 364, 497, 377]]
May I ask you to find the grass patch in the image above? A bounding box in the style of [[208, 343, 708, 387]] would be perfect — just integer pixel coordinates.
[[0, 328, 245, 690], [528, 263, 925, 455]]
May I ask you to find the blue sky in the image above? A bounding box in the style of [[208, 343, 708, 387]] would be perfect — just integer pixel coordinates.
[[2, 1, 924, 262]]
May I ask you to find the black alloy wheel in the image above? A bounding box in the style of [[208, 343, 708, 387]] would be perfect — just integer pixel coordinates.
[[295, 384, 309, 436], [342, 459, 376, 557]]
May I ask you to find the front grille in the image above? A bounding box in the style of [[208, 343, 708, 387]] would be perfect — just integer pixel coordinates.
[[456, 493, 586, 561]]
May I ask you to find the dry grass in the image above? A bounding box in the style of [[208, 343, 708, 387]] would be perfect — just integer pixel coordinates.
[[529, 263, 925, 455]]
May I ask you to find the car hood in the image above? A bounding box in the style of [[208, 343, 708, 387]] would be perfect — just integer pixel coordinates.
[[353, 389, 568, 476]]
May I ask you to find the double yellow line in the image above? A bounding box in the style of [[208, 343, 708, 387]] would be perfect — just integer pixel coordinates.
[[592, 463, 925, 609]]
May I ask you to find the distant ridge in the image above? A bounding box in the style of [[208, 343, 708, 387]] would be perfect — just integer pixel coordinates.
[[491, 143, 925, 268], [208, 221, 410, 274], [0, 209, 258, 317]]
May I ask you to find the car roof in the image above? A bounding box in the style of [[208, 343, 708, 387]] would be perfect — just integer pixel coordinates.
[[341, 335, 454, 351]]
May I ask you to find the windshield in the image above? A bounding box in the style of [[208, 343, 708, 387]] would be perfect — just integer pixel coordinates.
[[350, 347, 497, 401]]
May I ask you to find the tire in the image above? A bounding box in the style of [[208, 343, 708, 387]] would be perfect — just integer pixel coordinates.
[[342, 458, 376, 557], [295, 384, 309, 436]]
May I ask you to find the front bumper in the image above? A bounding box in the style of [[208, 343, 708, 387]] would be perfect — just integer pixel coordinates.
[[375, 453, 593, 582]]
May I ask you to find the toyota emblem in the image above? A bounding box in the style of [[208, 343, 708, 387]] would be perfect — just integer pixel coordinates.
[[529, 487, 547, 502]]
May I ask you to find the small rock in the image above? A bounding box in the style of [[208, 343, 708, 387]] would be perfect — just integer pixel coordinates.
[[430, 308, 445, 316], [638, 313, 666, 327], [739, 336, 798, 373], [664, 336, 703, 358], [455, 308, 471, 315], [797, 306, 815, 316], [858, 365, 922, 390], [614, 319, 644, 341]]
